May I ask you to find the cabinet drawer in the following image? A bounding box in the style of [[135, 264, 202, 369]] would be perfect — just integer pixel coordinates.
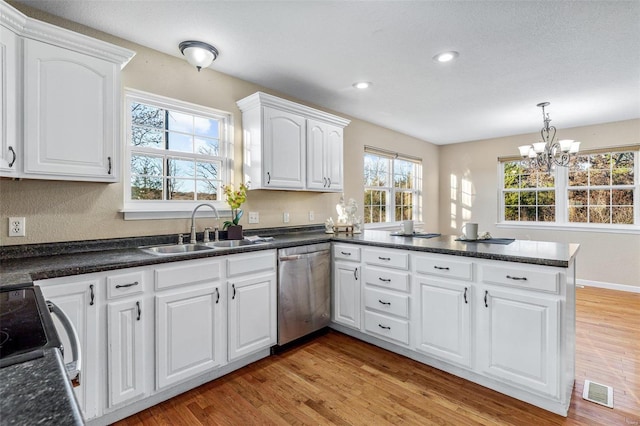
[[414, 255, 473, 281], [364, 311, 410, 346], [364, 287, 409, 319], [155, 259, 222, 290], [363, 266, 410, 292], [107, 271, 144, 299], [363, 248, 408, 270], [480, 264, 559, 293], [333, 244, 361, 262], [227, 250, 276, 277]]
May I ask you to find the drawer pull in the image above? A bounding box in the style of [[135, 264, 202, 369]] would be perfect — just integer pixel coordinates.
[[506, 275, 527, 281], [378, 257, 391, 261], [378, 324, 391, 330], [378, 277, 391, 282], [115, 281, 139, 289], [340, 251, 351, 256], [484, 290, 489, 308], [215, 288, 220, 304], [434, 266, 450, 270], [378, 299, 391, 306], [354, 267, 359, 280], [89, 285, 95, 306], [136, 301, 141, 321], [232, 284, 236, 300], [464, 287, 468, 304]]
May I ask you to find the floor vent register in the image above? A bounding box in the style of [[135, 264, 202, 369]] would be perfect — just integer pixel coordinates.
[[582, 380, 614, 408]]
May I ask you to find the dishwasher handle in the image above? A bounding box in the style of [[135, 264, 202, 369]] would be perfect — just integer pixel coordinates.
[[47, 301, 82, 387], [279, 249, 330, 262]]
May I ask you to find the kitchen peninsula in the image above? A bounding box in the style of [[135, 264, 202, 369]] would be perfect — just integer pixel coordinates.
[[0, 229, 579, 423]]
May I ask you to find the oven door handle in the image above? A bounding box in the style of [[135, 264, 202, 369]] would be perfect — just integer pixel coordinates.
[[47, 301, 82, 386]]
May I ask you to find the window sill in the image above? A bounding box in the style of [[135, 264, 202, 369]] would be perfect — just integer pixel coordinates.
[[122, 204, 232, 221], [496, 222, 640, 235]]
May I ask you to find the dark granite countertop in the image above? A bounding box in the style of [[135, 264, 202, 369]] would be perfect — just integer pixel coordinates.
[[1, 227, 580, 288], [0, 348, 84, 425]]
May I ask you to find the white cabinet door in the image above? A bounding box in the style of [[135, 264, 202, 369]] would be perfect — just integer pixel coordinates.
[[227, 272, 277, 361], [262, 106, 305, 189], [39, 279, 100, 420], [23, 38, 118, 181], [477, 285, 560, 397], [0, 26, 19, 176], [333, 261, 361, 329], [156, 285, 224, 389], [107, 298, 145, 407], [415, 278, 471, 367], [306, 119, 343, 192]]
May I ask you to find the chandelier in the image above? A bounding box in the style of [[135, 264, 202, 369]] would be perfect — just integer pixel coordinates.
[[518, 102, 580, 173]]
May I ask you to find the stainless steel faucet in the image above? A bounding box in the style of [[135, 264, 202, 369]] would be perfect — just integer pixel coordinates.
[[190, 203, 219, 244]]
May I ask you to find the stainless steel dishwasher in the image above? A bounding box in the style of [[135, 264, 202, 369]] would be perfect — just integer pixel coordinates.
[[277, 243, 331, 345]]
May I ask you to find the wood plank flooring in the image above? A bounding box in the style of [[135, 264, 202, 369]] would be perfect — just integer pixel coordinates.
[[115, 286, 640, 425]]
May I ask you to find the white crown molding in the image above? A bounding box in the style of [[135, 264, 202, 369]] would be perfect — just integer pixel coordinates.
[[237, 91, 351, 128], [1, 2, 135, 68]]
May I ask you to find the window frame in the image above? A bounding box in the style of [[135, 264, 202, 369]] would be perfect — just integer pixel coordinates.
[[497, 147, 640, 234], [363, 147, 423, 228], [122, 89, 234, 220]]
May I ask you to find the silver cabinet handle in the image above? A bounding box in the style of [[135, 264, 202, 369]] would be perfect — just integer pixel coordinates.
[[464, 287, 468, 304], [327, 178, 331, 187], [8, 146, 16, 168], [267, 172, 271, 184], [47, 301, 82, 386], [378, 299, 391, 306], [115, 281, 139, 289], [215, 288, 220, 304], [484, 290, 489, 308], [506, 275, 527, 281], [378, 324, 391, 330], [434, 266, 450, 270], [354, 267, 358, 280], [89, 284, 95, 306], [232, 284, 236, 299], [323, 177, 327, 187], [136, 301, 141, 321], [340, 251, 351, 256], [378, 256, 391, 261], [378, 277, 391, 282], [107, 156, 112, 175]]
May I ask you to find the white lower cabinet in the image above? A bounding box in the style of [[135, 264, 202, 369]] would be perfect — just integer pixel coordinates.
[[333, 261, 361, 329], [38, 276, 100, 420], [414, 278, 471, 368], [476, 285, 560, 397]]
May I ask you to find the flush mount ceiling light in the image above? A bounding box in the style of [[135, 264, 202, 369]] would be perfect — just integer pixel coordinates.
[[179, 40, 219, 72], [518, 102, 581, 173], [433, 51, 459, 63], [352, 81, 372, 89]]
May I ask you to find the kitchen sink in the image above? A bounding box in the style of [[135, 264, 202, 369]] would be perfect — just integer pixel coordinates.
[[140, 244, 215, 256], [200, 240, 260, 248]]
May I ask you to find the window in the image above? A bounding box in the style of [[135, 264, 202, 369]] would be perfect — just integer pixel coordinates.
[[499, 146, 639, 229], [363, 147, 422, 224], [124, 90, 233, 218]]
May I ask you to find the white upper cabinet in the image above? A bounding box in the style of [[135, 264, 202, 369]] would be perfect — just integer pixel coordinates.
[[0, 2, 134, 182], [237, 92, 349, 191], [306, 119, 343, 192]]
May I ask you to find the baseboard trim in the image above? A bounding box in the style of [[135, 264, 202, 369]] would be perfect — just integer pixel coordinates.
[[577, 279, 640, 293]]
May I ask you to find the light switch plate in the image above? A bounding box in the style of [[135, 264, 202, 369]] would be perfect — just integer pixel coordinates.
[[309, 211, 315, 221], [283, 212, 290, 223]]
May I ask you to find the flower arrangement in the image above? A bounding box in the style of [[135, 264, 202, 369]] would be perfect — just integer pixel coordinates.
[[222, 182, 249, 229]]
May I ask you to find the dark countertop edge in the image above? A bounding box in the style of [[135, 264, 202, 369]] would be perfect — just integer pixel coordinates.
[[1, 229, 579, 288]]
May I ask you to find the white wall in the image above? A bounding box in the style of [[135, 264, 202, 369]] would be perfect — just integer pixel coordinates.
[[439, 119, 640, 290]]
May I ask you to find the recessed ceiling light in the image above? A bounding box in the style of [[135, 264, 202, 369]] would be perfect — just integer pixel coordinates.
[[352, 81, 372, 89], [433, 51, 459, 63]]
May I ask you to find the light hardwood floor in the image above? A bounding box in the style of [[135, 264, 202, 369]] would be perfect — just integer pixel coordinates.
[[115, 286, 639, 425]]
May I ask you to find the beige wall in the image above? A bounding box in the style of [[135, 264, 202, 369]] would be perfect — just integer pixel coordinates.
[[439, 119, 640, 289], [0, 2, 439, 246]]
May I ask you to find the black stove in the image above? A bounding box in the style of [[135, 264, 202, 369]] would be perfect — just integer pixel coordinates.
[[0, 286, 62, 368]]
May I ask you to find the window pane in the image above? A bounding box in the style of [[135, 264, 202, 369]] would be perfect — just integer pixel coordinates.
[[168, 111, 193, 133], [505, 206, 518, 221], [131, 103, 164, 128], [589, 206, 610, 223], [167, 132, 193, 153], [132, 126, 164, 148], [131, 155, 162, 176], [538, 206, 555, 222], [612, 207, 633, 224], [394, 160, 413, 189], [168, 158, 194, 178], [538, 172, 554, 188], [521, 173, 536, 189], [196, 161, 219, 180], [569, 171, 588, 186], [590, 154, 611, 170], [612, 189, 633, 206], [364, 154, 389, 186], [168, 178, 195, 200], [504, 192, 518, 206], [503, 162, 521, 189], [538, 190, 555, 206], [196, 180, 218, 201], [195, 138, 219, 156], [612, 168, 634, 185], [569, 206, 588, 222], [521, 206, 536, 221], [568, 190, 587, 206], [520, 191, 536, 205], [131, 177, 162, 200], [590, 169, 610, 186], [589, 189, 610, 206], [194, 116, 219, 138]]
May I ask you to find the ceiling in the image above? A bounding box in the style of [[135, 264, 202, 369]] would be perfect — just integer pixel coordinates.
[[13, 0, 640, 145]]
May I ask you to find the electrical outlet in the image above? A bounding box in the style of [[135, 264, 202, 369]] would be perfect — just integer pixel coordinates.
[[9, 217, 25, 237], [283, 212, 290, 223], [309, 211, 315, 221], [248, 211, 259, 224]]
